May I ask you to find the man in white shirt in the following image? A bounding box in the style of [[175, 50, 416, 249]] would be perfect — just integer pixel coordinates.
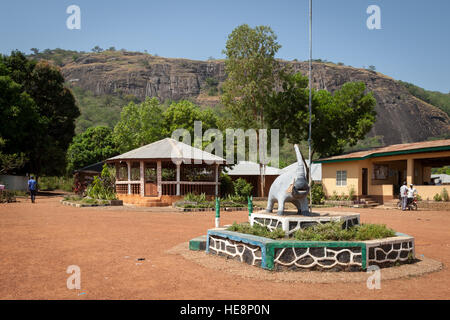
[[407, 184, 417, 206], [399, 181, 408, 211]]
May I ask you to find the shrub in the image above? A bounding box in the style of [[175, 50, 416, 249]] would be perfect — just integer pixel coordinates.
[[348, 186, 356, 200], [294, 221, 396, 241], [183, 192, 207, 203], [330, 191, 339, 201], [219, 173, 234, 197], [441, 188, 449, 202], [85, 164, 116, 200], [433, 193, 442, 201], [38, 176, 74, 192], [309, 182, 325, 205], [0, 190, 15, 203], [233, 178, 253, 199], [227, 222, 285, 240]]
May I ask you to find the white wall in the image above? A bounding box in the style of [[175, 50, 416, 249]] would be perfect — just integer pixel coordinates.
[[0, 175, 28, 191]]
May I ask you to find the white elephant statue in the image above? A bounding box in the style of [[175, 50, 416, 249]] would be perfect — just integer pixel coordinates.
[[266, 144, 310, 215]]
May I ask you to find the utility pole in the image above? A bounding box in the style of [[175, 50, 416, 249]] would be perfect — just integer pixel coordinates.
[[308, 0, 313, 212]]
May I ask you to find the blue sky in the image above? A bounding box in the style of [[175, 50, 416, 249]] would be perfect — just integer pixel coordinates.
[[1, 0, 449, 92]]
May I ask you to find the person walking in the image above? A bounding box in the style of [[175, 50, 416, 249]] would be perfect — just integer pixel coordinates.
[[407, 184, 417, 207], [399, 181, 408, 211], [28, 176, 37, 203]]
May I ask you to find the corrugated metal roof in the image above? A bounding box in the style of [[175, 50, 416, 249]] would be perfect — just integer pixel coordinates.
[[280, 161, 322, 181], [225, 161, 281, 176], [107, 138, 225, 163], [316, 139, 450, 163], [431, 174, 450, 184]]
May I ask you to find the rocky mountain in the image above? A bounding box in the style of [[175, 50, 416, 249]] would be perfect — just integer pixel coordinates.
[[57, 50, 449, 146]]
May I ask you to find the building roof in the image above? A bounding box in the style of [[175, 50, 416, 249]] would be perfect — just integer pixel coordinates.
[[431, 174, 450, 184], [74, 161, 104, 174], [315, 139, 450, 163], [280, 161, 322, 181], [225, 161, 281, 176], [107, 138, 225, 163]]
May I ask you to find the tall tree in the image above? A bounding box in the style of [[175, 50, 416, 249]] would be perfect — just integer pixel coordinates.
[[0, 50, 80, 177], [66, 126, 119, 173], [113, 97, 166, 153], [221, 24, 282, 196], [162, 100, 218, 139], [266, 72, 377, 169]]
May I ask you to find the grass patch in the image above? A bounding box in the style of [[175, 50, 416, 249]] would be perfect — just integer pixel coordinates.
[[294, 221, 396, 241], [227, 222, 285, 240]]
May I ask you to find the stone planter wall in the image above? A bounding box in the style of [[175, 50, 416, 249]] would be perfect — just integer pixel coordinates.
[[205, 230, 415, 272]]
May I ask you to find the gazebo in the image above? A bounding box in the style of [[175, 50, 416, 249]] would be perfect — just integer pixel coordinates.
[[106, 138, 225, 206]]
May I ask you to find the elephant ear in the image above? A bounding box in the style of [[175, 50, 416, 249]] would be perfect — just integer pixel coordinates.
[[286, 178, 295, 193]]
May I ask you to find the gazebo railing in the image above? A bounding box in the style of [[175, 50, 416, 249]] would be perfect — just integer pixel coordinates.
[[161, 181, 217, 196]]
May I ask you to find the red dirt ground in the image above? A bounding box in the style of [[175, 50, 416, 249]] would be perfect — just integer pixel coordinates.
[[0, 195, 449, 300]]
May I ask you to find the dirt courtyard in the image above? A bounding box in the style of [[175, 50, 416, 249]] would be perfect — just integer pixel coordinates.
[[0, 195, 449, 300]]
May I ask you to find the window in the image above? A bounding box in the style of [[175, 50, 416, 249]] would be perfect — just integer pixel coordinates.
[[336, 170, 347, 186]]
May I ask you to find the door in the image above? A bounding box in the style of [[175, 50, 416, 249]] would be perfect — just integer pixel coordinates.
[[362, 168, 368, 196], [144, 164, 158, 196]]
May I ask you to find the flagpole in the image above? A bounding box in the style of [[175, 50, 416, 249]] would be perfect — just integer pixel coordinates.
[[308, 0, 313, 212]]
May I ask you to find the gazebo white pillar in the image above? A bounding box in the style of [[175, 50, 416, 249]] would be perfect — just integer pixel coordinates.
[[157, 160, 162, 197], [176, 163, 181, 196], [215, 163, 219, 196], [127, 160, 131, 195], [140, 161, 145, 197]]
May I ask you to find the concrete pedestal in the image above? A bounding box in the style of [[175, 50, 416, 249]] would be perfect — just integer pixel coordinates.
[[250, 210, 360, 236]]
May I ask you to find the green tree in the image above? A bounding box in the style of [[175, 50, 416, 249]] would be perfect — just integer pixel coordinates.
[[66, 126, 119, 173], [266, 72, 377, 162], [1, 51, 80, 177], [162, 100, 218, 139], [113, 97, 165, 153], [221, 24, 281, 130], [92, 46, 104, 53], [221, 24, 282, 195]]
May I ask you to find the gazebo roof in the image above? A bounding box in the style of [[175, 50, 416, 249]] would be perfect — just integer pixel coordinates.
[[107, 138, 225, 164], [280, 161, 322, 181]]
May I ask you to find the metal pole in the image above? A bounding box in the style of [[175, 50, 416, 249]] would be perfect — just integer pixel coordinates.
[[308, 0, 313, 212], [248, 195, 253, 220], [215, 197, 220, 228]]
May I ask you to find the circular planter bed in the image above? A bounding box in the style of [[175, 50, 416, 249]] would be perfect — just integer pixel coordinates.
[[205, 229, 415, 272]]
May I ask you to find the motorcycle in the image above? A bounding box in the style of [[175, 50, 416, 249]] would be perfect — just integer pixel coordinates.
[[397, 196, 418, 211]]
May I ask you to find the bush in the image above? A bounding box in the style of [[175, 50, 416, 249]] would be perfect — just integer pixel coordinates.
[[183, 192, 207, 203], [0, 190, 15, 203], [433, 193, 442, 201], [227, 222, 285, 240], [85, 164, 116, 200], [294, 221, 396, 241], [233, 178, 253, 199], [219, 173, 234, 197], [38, 176, 74, 192], [330, 191, 339, 201], [441, 188, 449, 202], [309, 182, 325, 205]]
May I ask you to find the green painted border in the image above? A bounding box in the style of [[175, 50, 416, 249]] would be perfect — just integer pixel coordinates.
[[265, 241, 366, 270], [314, 145, 450, 164]]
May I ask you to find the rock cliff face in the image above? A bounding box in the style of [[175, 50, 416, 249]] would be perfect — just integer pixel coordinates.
[[61, 52, 449, 146]]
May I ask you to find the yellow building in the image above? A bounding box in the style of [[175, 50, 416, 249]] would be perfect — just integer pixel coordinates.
[[315, 139, 450, 203]]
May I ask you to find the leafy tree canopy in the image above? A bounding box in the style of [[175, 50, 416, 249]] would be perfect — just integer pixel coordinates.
[[0, 50, 80, 176], [266, 72, 377, 160], [221, 24, 282, 130], [113, 97, 166, 153], [66, 126, 119, 173]]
